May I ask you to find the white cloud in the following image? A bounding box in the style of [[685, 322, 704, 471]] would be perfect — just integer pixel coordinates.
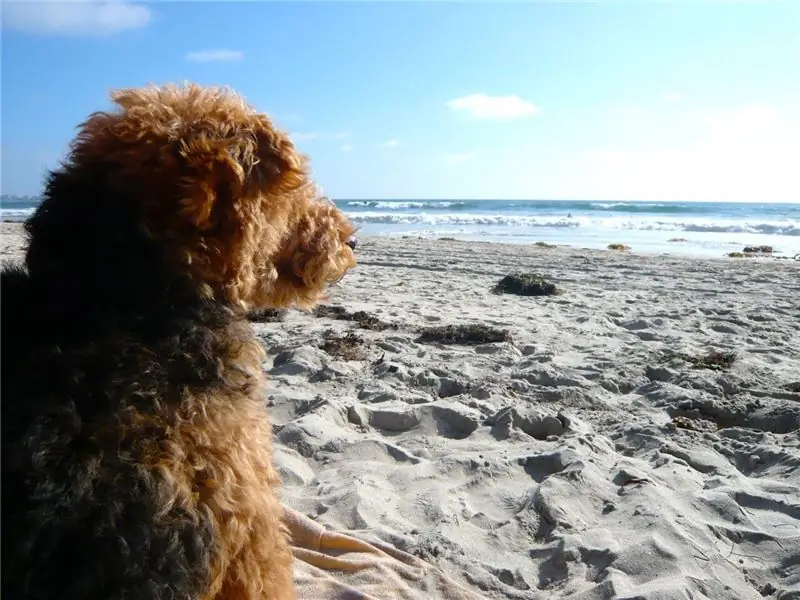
[[185, 49, 244, 63], [443, 152, 475, 165], [662, 92, 683, 103], [380, 139, 400, 148], [2, 0, 151, 36], [447, 93, 541, 121], [340, 144, 354, 152]]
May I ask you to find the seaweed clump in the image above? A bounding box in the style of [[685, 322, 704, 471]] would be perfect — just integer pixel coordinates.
[[535, 241, 557, 248], [314, 305, 397, 331], [248, 308, 287, 323], [743, 245, 774, 254], [320, 331, 366, 361], [493, 273, 561, 297], [417, 324, 512, 346], [726, 252, 754, 259], [682, 349, 737, 372]]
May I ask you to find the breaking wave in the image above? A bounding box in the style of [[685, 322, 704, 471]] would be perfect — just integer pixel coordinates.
[[346, 212, 800, 236]]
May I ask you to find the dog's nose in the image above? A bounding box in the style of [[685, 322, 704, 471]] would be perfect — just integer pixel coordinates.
[[346, 237, 358, 250]]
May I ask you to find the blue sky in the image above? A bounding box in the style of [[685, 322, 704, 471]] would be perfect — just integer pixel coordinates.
[[2, 1, 799, 202]]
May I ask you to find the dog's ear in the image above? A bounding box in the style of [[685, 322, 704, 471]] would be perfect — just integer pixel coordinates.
[[175, 140, 247, 231], [176, 119, 309, 232], [251, 125, 310, 197]]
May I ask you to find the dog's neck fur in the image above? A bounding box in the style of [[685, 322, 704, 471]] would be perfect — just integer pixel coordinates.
[[23, 168, 230, 328], [4, 170, 261, 418]]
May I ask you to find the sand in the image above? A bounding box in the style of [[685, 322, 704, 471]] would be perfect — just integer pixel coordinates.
[[3, 222, 799, 599]]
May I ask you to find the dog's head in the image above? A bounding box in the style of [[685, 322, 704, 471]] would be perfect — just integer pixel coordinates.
[[27, 84, 356, 311]]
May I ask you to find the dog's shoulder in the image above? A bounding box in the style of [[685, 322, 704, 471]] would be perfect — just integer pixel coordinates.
[[1, 262, 40, 369], [1, 262, 61, 450], [2, 261, 34, 316], [1, 263, 219, 600]]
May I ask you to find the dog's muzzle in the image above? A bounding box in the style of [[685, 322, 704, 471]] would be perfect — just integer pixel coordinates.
[[346, 237, 358, 250]]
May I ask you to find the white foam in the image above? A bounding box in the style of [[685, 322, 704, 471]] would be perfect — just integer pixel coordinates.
[[346, 211, 800, 236], [0, 208, 35, 221]]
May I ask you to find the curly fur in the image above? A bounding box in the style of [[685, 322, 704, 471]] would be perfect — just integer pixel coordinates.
[[1, 83, 357, 600]]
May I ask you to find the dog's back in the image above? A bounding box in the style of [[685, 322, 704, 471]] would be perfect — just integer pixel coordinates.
[[1, 83, 356, 600], [2, 264, 43, 433], [1, 264, 215, 600]]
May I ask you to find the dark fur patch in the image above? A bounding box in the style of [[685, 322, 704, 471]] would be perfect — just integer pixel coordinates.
[[0, 167, 259, 600]]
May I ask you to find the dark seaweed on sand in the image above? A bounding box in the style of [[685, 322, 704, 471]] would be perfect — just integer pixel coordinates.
[[313, 305, 396, 331], [743, 245, 774, 254], [319, 331, 366, 361], [683, 350, 737, 372], [493, 273, 561, 297], [248, 308, 287, 323], [417, 324, 512, 345], [652, 348, 738, 373]]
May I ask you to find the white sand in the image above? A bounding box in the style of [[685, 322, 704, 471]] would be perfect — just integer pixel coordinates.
[[3, 224, 799, 599]]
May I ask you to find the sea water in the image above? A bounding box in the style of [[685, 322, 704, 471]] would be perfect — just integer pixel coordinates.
[[337, 199, 800, 258], [3, 196, 798, 258]]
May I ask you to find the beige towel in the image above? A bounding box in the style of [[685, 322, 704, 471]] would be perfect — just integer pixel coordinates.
[[285, 508, 490, 600]]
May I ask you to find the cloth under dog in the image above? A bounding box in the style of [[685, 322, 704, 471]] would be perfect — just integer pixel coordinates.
[[285, 508, 490, 600]]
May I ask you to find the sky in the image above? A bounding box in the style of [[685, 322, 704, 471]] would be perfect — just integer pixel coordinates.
[[1, 0, 799, 202]]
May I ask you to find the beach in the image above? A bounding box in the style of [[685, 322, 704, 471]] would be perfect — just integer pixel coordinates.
[[2, 222, 799, 599]]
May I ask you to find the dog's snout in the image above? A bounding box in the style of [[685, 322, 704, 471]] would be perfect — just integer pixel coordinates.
[[346, 237, 358, 250]]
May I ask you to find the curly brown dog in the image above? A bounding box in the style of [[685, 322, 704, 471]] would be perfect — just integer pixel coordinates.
[[1, 84, 357, 600]]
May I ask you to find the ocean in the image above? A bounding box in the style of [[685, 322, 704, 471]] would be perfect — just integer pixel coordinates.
[[340, 199, 800, 258], [3, 196, 799, 258]]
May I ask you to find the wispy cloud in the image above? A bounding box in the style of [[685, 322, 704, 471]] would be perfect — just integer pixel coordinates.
[[2, 0, 152, 36], [447, 93, 541, 121], [185, 49, 244, 63], [662, 92, 684, 103], [380, 139, 400, 148], [443, 152, 476, 165], [340, 144, 354, 152]]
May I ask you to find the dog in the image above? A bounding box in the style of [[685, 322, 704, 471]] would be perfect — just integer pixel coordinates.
[[1, 83, 357, 600]]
